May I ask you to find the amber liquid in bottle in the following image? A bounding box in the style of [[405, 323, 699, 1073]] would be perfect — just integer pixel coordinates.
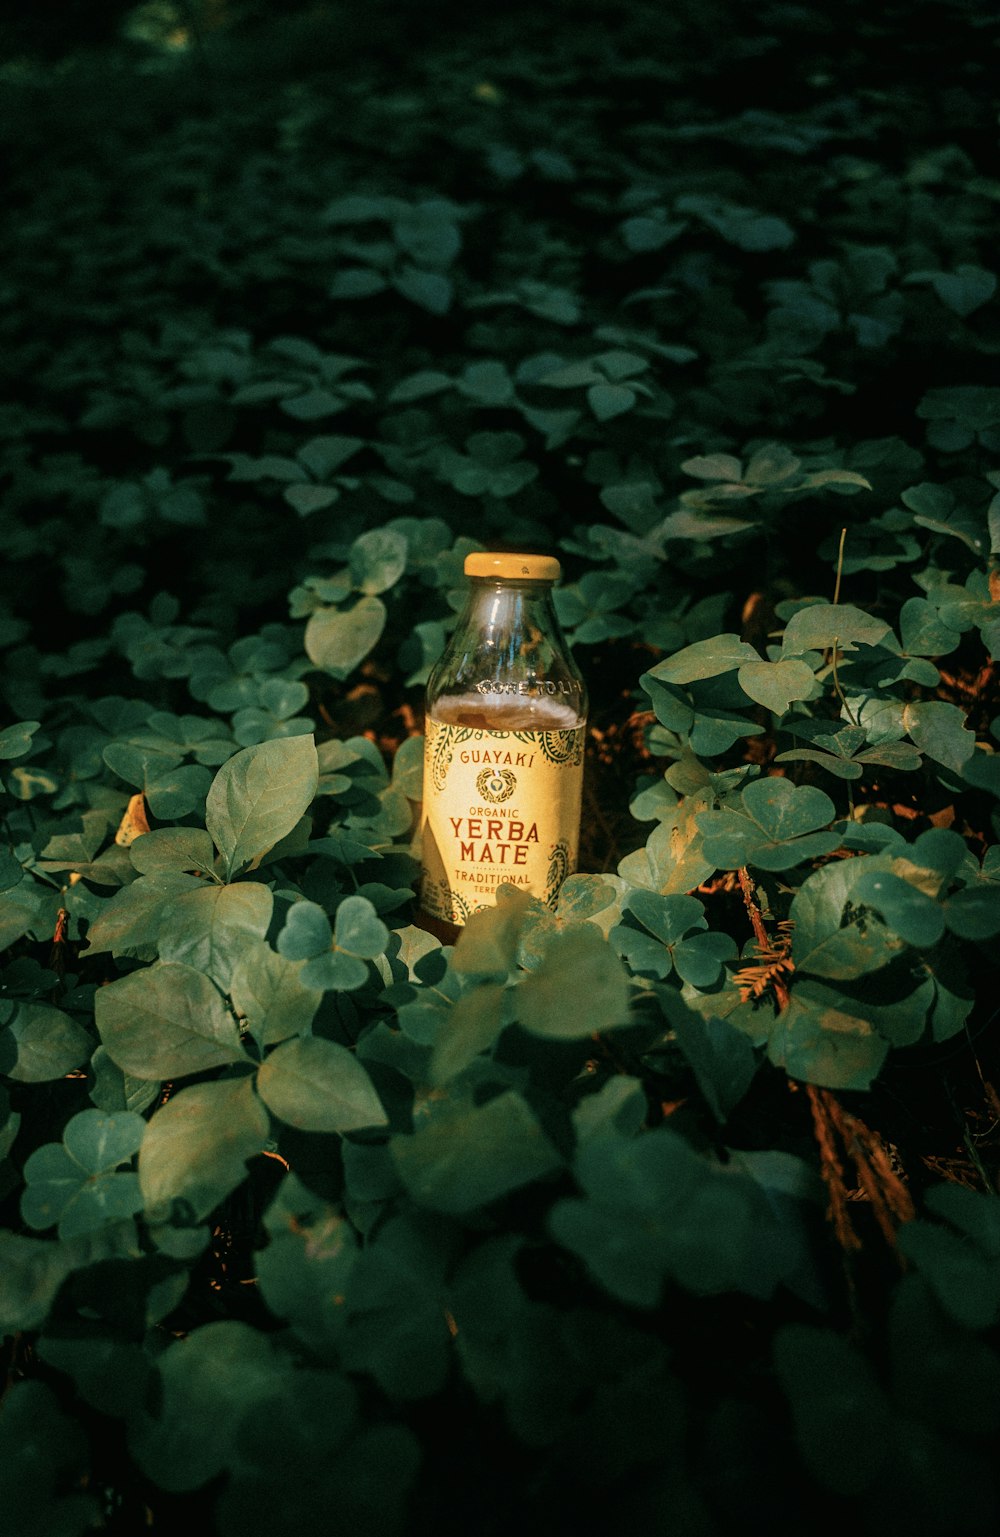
[[416, 554, 587, 942]]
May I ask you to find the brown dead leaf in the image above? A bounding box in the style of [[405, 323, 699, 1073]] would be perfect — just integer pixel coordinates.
[[115, 793, 150, 847]]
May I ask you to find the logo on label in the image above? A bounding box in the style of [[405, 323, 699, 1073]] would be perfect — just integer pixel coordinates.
[[476, 767, 517, 803]]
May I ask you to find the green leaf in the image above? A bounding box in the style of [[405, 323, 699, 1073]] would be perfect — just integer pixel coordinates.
[[138, 1076, 270, 1224], [349, 528, 408, 595], [0, 721, 41, 761], [0, 849, 23, 894], [773, 1325, 891, 1495], [336, 1214, 457, 1401], [275, 895, 389, 992], [1, 1002, 92, 1083], [768, 986, 890, 1090], [228, 940, 320, 1048], [21, 1111, 145, 1239], [853, 869, 945, 948], [672, 930, 739, 987], [393, 266, 452, 314], [330, 266, 387, 299], [625, 890, 705, 945], [617, 790, 718, 895], [129, 828, 217, 878], [63, 1107, 144, 1173], [931, 265, 997, 318], [304, 595, 387, 678], [95, 961, 245, 1080], [736, 658, 816, 714], [283, 483, 340, 516], [205, 736, 319, 879], [157, 881, 274, 990], [696, 778, 839, 871], [0, 1232, 77, 1333], [670, 1008, 758, 1123], [297, 434, 365, 479], [428, 984, 508, 1085], [257, 1036, 387, 1132], [646, 634, 760, 685], [389, 369, 452, 402], [0, 1379, 99, 1529], [587, 383, 636, 421], [391, 733, 424, 799], [450, 887, 531, 976], [899, 597, 962, 658], [901, 700, 975, 774], [516, 926, 630, 1038], [334, 895, 390, 959], [781, 603, 892, 654], [744, 443, 803, 486], [103, 747, 212, 820], [900, 1211, 1000, 1331], [943, 883, 1000, 940], [390, 1089, 562, 1214], [276, 898, 331, 961], [681, 453, 744, 482], [256, 1174, 360, 1354], [790, 857, 904, 979], [83, 872, 205, 961], [550, 1123, 810, 1306], [128, 1320, 289, 1491]]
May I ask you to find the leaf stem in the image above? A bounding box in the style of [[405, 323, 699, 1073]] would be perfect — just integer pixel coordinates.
[[822, 526, 849, 671], [830, 643, 859, 728], [832, 525, 847, 608]]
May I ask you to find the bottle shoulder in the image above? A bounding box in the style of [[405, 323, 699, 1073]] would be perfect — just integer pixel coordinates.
[[427, 586, 586, 720]]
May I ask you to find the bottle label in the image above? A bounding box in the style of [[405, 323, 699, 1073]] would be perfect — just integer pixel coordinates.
[[419, 719, 585, 925]]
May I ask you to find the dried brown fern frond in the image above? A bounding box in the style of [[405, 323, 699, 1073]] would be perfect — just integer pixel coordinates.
[[734, 916, 795, 1004]]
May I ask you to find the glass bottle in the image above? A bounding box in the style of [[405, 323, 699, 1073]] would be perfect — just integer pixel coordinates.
[[417, 551, 588, 937]]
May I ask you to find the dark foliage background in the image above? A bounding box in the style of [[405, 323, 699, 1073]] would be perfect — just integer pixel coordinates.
[[1, 3, 999, 1534]]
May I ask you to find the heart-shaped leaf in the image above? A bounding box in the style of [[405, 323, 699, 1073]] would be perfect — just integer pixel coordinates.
[[697, 778, 839, 871]]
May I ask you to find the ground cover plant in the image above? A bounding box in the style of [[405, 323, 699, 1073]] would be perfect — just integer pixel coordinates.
[[1, 0, 1000, 1532]]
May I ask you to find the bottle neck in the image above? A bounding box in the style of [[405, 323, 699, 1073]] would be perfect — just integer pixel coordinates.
[[427, 578, 587, 726]]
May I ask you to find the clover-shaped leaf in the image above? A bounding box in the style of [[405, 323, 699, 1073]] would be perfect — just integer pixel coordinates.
[[21, 1110, 145, 1240], [276, 896, 389, 990], [775, 720, 922, 781], [440, 431, 538, 497], [103, 744, 212, 820], [696, 778, 839, 871], [390, 1088, 562, 1215], [668, 1001, 759, 1122], [614, 891, 736, 987]]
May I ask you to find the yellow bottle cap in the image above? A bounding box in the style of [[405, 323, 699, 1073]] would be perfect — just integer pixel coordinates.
[[464, 551, 562, 582]]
